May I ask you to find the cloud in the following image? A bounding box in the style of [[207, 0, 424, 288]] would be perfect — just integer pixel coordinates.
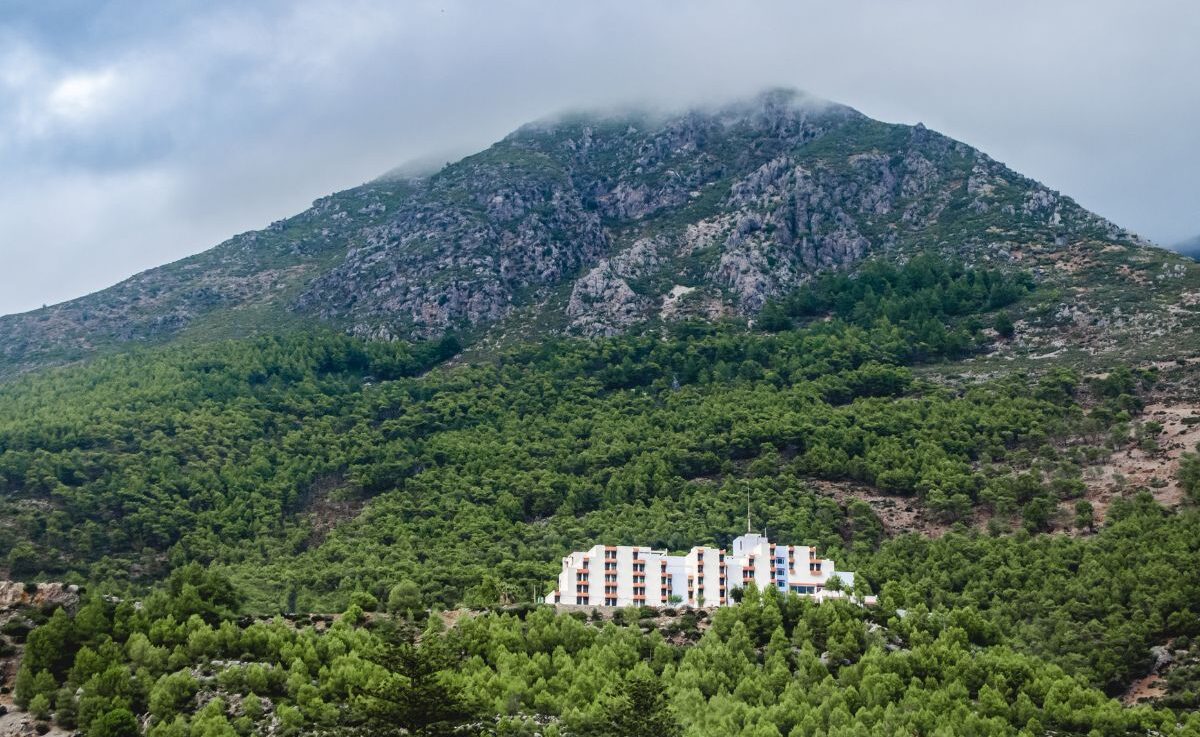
[[46, 68, 118, 121], [0, 0, 1198, 315]]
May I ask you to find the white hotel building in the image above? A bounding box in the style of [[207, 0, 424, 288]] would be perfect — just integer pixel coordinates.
[[546, 532, 864, 608]]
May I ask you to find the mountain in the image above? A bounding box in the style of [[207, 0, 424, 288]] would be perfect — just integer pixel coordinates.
[[2, 88, 1196, 378], [6, 90, 1200, 735]]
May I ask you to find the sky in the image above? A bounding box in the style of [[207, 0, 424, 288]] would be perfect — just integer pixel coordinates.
[[1, 1, 1198, 316]]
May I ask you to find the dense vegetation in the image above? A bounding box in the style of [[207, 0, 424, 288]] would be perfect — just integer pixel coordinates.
[[0, 257, 1107, 613], [866, 496, 1200, 693], [6, 502, 1200, 736], [757, 256, 1030, 356], [4, 255, 1197, 734]]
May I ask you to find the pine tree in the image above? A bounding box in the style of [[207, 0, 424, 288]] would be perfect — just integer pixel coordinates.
[[993, 310, 1015, 339], [348, 623, 476, 736], [585, 672, 682, 737]]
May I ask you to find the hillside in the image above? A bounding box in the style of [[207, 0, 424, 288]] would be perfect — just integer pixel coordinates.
[[2, 89, 1197, 378], [2, 269, 1200, 733], [4, 90, 1200, 737]]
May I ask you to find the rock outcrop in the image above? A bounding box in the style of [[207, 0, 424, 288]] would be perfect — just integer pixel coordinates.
[[0, 582, 80, 611]]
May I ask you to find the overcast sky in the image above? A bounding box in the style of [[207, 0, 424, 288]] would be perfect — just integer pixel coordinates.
[[1, 0, 1198, 316]]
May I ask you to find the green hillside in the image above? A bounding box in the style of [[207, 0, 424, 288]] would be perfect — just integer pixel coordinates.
[[3, 91, 1200, 737], [2, 256, 1067, 600], [4, 255, 1200, 734]]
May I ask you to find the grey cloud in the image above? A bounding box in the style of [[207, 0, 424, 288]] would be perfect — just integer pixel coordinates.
[[0, 0, 1198, 315]]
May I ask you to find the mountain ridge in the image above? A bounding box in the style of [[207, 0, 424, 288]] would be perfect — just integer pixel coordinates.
[[1, 88, 1195, 377]]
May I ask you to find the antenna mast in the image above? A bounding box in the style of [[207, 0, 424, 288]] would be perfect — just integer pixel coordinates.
[[746, 487, 752, 534]]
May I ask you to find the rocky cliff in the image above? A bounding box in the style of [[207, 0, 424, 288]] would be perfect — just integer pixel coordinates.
[[0, 89, 1193, 376]]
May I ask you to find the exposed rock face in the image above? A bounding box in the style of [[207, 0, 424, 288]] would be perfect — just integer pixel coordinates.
[[296, 165, 610, 338], [0, 582, 80, 611], [566, 237, 669, 336], [567, 261, 644, 337], [0, 88, 1177, 376]]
